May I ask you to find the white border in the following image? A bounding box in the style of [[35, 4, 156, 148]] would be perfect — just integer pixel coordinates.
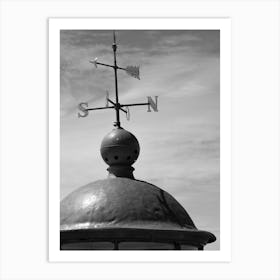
[[49, 18, 231, 262]]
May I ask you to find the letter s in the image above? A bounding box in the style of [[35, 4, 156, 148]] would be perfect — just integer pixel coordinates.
[[78, 102, 89, 118]]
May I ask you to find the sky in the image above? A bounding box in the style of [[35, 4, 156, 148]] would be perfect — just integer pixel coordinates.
[[60, 30, 220, 250]]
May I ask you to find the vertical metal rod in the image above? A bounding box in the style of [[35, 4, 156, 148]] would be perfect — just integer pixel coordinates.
[[112, 31, 120, 128]]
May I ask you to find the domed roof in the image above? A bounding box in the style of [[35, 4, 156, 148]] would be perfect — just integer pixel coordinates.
[[60, 177, 216, 245], [61, 128, 216, 248]]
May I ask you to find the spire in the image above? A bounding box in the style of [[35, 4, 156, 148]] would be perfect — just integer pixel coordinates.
[[78, 31, 159, 177]]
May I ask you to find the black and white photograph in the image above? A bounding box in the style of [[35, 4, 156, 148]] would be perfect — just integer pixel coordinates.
[[59, 29, 220, 251], [1, 1, 279, 278]]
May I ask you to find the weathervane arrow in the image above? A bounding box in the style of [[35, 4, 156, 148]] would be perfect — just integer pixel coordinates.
[[91, 57, 98, 68], [90, 60, 140, 80], [125, 65, 140, 80]]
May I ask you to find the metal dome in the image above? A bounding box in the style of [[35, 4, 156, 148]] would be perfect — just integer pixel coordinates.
[[60, 177, 216, 250]]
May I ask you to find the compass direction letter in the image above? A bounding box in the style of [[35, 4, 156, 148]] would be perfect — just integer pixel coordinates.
[[125, 106, 130, 121], [147, 96, 158, 112], [105, 91, 109, 107], [78, 102, 89, 118]]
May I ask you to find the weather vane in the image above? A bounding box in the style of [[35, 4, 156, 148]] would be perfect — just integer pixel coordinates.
[[77, 31, 158, 127]]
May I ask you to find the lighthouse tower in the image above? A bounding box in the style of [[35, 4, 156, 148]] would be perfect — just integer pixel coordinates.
[[60, 32, 216, 250]]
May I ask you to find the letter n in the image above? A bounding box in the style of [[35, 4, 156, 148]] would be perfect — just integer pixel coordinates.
[[147, 96, 158, 112]]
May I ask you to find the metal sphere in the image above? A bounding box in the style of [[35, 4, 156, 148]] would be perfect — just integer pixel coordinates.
[[100, 127, 140, 166]]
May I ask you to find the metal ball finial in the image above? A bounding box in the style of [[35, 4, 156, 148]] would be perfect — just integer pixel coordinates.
[[100, 127, 140, 179]]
